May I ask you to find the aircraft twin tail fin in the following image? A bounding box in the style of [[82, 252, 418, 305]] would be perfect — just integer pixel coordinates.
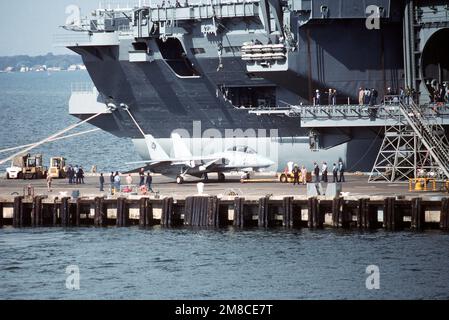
[[144, 135, 169, 160], [171, 133, 193, 158]]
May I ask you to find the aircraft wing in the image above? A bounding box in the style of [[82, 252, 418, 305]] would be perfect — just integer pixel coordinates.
[[126, 157, 224, 167]]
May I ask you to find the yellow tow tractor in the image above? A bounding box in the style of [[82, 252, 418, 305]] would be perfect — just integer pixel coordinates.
[[22, 154, 47, 180], [278, 162, 312, 183], [48, 157, 67, 179]]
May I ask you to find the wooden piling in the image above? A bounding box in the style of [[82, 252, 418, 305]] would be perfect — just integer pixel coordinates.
[[94, 197, 107, 227], [139, 197, 153, 227], [31, 196, 43, 227], [357, 198, 367, 228], [13, 196, 23, 228], [139, 197, 147, 227], [258, 196, 271, 228], [0, 202, 3, 227], [161, 197, 174, 227], [282, 197, 294, 228], [116, 197, 128, 227], [383, 197, 401, 231], [308, 197, 322, 229], [184, 197, 194, 226], [411, 198, 424, 231], [74, 198, 81, 227], [52, 198, 59, 226], [233, 197, 245, 228], [440, 198, 449, 231], [207, 196, 220, 227], [332, 197, 349, 228], [60, 197, 70, 227]]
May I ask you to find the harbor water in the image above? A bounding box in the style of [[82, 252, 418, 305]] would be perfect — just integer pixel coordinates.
[[0, 227, 449, 300], [0, 71, 137, 173], [1, 72, 449, 300]]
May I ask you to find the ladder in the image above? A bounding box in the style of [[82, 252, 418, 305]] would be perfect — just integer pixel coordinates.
[[398, 101, 449, 179]]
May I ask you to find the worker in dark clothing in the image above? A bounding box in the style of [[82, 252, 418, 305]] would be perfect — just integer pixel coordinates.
[[139, 169, 145, 186], [79, 167, 85, 184], [332, 164, 338, 183], [67, 166, 73, 184], [110, 172, 114, 187], [99, 173, 105, 192], [313, 162, 320, 183], [146, 172, 154, 193], [292, 165, 300, 186]]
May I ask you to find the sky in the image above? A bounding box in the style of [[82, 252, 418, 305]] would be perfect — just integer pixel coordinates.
[[0, 0, 102, 56]]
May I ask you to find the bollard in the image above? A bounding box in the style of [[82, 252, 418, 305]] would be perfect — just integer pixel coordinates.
[[440, 198, 449, 231], [233, 197, 245, 228], [411, 198, 424, 231]]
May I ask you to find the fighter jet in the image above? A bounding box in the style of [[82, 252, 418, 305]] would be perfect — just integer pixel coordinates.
[[127, 134, 275, 184]]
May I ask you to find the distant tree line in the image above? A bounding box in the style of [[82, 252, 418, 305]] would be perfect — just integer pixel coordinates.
[[0, 53, 82, 71]]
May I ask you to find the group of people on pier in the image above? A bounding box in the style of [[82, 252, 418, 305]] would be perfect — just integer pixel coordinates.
[[98, 170, 154, 194], [290, 160, 345, 185], [66, 165, 85, 185]]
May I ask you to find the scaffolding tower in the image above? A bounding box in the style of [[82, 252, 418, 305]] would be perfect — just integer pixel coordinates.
[[369, 100, 449, 183]]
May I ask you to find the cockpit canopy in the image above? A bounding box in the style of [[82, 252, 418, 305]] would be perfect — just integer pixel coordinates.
[[227, 146, 256, 154]]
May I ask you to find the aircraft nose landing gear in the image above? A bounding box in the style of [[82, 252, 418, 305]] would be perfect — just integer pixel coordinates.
[[176, 176, 184, 184]]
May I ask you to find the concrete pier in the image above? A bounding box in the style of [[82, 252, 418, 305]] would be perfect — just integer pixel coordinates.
[[0, 174, 448, 230]]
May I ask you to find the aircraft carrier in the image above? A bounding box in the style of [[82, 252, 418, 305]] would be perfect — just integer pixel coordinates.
[[59, 0, 449, 173]]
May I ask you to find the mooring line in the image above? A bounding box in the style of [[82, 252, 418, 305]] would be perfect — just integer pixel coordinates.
[[0, 110, 110, 165], [0, 128, 100, 154]]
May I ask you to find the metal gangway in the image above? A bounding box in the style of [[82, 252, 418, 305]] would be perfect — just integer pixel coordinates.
[[246, 98, 449, 183]]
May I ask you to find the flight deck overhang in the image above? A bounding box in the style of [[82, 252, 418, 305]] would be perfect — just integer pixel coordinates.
[[54, 32, 120, 48]]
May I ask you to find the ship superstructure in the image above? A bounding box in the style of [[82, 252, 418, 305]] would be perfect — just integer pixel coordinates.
[[60, 0, 449, 174]]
